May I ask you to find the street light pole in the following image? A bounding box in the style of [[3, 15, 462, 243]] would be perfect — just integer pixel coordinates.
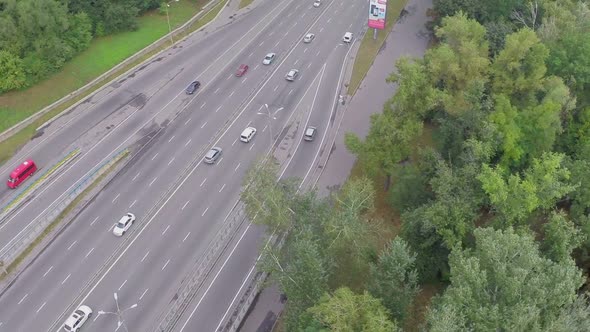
[[257, 104, 284, 146], [97, 292, 138, 332], [165, 0, 180, 46]]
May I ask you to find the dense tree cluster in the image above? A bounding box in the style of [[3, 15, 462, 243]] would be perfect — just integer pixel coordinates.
[[242, 0, 590, 331], [0, 0, 162, 92]]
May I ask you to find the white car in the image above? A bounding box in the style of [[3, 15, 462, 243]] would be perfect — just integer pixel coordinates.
[[240, 127, 257, 143], [313, 0, 321, 7], [63, 305, 92, 332], [303, 33, 315, 43], [343, 32, 353, 43], [262, 53, 276, 65], [113, 213, 135, 237], [285, 69, 299, 81]]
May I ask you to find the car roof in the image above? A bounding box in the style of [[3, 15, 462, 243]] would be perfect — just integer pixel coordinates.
[[242, 127, 255, 134], [266, 53, 275, 57], [305, 127, 316, 135], [239, 64, 247, 68]]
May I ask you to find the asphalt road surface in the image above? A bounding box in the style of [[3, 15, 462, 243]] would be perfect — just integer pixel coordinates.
[[0, 0, 367, 331]]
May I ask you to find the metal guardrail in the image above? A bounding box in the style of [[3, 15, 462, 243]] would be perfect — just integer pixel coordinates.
[[0, 149, 128, 268], [0, 149, 80, 220]]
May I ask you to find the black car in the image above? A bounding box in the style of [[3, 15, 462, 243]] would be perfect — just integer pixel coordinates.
[[186, 80, 201, 94]]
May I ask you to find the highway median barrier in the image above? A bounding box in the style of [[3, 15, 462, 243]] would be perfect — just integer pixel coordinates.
[[0, 149, 129, 284], [0, 148, 81, 222]]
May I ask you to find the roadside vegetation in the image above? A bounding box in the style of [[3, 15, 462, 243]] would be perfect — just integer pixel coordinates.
[[347, 0, 409, 96], [244, 0, 590, 330], [238, 0, 254, 9]]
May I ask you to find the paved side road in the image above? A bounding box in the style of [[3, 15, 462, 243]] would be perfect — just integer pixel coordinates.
[[238, 0, 433, 330]]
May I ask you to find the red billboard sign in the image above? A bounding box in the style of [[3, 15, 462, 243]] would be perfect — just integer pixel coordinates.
[[368, 0, 387, 30]]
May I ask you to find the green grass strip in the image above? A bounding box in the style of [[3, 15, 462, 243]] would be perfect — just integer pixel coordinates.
[[0, 149, 128, 281], [239, 0, 254, 9], [347, 0, 409, 96], [2, 149, 80, 213]]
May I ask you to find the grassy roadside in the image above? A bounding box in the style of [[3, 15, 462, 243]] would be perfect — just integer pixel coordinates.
[[0, 151, 128, 282], [347, 0, 409, 95], [239, 0, 254, 9], [0, 0, 221, 166]]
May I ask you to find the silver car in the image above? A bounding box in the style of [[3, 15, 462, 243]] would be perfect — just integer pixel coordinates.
[[303, 33, 315, 43], [204, 147, 222, 164], [285, 69, 299, 81], [262, 53, 276, 65]]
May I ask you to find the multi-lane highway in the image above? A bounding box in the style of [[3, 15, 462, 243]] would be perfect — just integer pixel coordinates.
[[0, 0, 367, 330]]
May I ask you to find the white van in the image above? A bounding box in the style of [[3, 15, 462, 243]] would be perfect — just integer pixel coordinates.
[[343, 32, 353, 43]]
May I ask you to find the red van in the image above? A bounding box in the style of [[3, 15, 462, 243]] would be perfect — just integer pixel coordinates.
[[7, 159, 37, 189]]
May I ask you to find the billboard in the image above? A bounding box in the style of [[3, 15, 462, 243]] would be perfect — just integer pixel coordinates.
[[368, 0, 387, 30]]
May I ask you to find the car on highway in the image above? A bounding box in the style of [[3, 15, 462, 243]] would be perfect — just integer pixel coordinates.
[[313, 0, 321, 7], [262, 53, 276, 65], [303, 33, 315, 43], [185, 80, 201, 94], [304, 126, 317, 141], [236, 64, 249, 77], [113, 213, 135, 236], [204, 147, 222, 164], [240, 127, 257, 143], [343, 32, 353, 43], [285, 69, 299, 81], [62, 305, 92, 332]]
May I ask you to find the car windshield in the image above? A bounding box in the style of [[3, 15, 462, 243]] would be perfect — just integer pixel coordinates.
[[265, 55, 272, 59], [117, 222, 126, 228], [7, 177, 15, 183]]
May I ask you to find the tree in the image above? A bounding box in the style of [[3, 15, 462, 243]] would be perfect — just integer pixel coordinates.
[[542, 210, 585, 263], [427, 12, 490, 115], [368, 237, 420, 323], [0, 50, 25, 91], [427, 227, 585, 331], [491, 28, 549, 105], [307, 287, 398, 332], [387, 163, 433, 212]]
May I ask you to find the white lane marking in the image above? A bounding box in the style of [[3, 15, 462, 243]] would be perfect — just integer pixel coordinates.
[[229, 91, 235, 97], [200, 102, 207, 109], [118, 279, 127, 291], [202, 206, 209, 216], [161, 259, 170, 271], [61, 274, 71, 285], [141, 251, 150, 262], [227, 74, 233, 80], [215, 105, 222, 113], [242, 77, 248, 84], [293, 21, 298, 26], [289, 89, 293, 95], [132, 172, 141, 181], [90, 216, 99, 226], [316, 50, 321, 56], [129, 199, 137, 209], [232, 138, 238, 146], [284, 32, 289, 37], [273, 85, 279, 92], [18, 294, 28, 305], [219, 184, 226, 193], [249, 51, 255, 57], [249, 142, 256, 151], [348, 22, 353, 29], [185, 138, 192, 147], [247, 120, 252, 127], [182, 200, 190, 210], [201, 121, 208, 129], [214, 87, 220, 94], [254, 64, 259, 70], [307, 63, 312, 69], [108, 224, 115, 232], [234, 163, 240, 173], [139, 288, 149, 301], [36, 302, 46, 314], [179, 223, 253, 332], [182, 232, 190, 243], [67, 241, 77, 251], [200, 178, 207, 187], [112, 193, 120, 203], [61, 0, 302, 318], [294, 59, 299, 65], [302, 12, 306, 17], [43, 266, 53, 278], [162, 225, 170, 236], [268, 31, 274, 37], [217, 157, 223, 166], [262, 124, 268, 132], [151, 152, 159, 161], [185, 118, 192, 125], [274, 40, 280, 48], [327, 18, 331, 23], [168, 157, 175, 166], [168, 135, 175, 143], [84, 248, 94, 259], [149, 177, 157, 187]]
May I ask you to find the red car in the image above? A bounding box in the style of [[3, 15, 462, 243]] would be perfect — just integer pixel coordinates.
[[236, 64, 249, 77]]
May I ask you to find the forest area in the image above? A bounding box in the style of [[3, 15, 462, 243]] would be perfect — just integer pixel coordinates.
[[242, 0, 590, 331], [0, 0, 165, 92]]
